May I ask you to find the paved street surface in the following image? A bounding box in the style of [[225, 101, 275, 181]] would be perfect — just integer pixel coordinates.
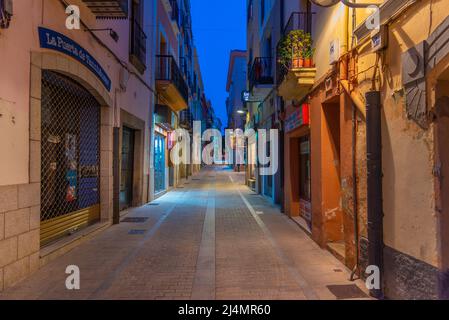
[[0, 167, 369, 300]]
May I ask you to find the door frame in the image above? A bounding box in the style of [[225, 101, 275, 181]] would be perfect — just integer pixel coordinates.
[[120, 109, 146, 209]]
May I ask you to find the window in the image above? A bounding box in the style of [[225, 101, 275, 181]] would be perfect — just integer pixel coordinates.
[[130, 0, 147, 73], [260, 0, 265, 25]]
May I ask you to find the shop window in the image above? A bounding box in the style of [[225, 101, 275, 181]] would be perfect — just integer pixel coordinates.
[[130, 0, 147, 73]]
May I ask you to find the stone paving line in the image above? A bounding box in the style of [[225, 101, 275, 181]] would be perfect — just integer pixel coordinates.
[[0, 166, 370, 300]]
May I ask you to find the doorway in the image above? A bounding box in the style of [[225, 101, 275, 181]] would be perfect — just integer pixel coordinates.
[[120, 126, 135, 210], [40, 70, 101, 246], [154, 133, 166, 194], [322, 103, 344, 259]]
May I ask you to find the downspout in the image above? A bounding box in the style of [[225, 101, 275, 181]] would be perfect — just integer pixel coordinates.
[[366, 51, 383, 298], [340, 80, 365, 115], [350, 96, 359, 281], [366, 89, 383, 299]]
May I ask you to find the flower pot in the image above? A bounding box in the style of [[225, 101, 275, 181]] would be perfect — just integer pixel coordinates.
[[304, 58, 313, 68], [292, 58, 304, 68]]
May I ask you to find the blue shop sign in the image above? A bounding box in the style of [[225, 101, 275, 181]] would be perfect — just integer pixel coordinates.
[[38, 27, 112, 91]]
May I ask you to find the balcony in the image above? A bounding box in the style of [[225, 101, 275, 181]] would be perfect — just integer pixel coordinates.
[[276, 12, 316, 101], [82, 0, 129, 19], [130, 19, 147, 74], [249, 57, 274, 101], [156, 55, 189, 112]]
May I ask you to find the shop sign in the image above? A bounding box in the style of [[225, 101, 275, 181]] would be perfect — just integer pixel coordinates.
[[38, 27, 112, 91], [168, 131, 176, 150], [242, 91, 251, 103], [285, 103, 310, 133]]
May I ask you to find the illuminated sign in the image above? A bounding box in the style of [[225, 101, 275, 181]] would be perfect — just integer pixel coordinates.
[[285, 103, 310, 133]]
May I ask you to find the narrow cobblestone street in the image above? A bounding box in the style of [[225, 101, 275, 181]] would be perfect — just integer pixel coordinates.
[[0, 167, 369, 300]]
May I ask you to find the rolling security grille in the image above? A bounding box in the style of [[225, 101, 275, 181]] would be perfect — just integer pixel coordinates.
[[40, 71, 101, 245]]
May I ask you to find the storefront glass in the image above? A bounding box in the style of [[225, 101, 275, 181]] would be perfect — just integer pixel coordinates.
[[154, 133, 166, 194]]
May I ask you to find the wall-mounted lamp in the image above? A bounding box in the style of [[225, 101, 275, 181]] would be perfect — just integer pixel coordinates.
[[85, 28, 119, 42]]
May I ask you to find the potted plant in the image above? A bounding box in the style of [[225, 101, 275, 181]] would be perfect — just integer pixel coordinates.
[[302, 33, 315, 68], [278, 29, 307, 69]]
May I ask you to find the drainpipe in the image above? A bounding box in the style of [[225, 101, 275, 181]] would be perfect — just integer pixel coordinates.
[[350, 97, 360, 281], [366, 90, 384, 299]]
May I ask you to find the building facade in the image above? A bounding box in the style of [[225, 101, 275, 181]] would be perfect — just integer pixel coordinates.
[[250, 0, 449, 299], [0, 0, 212, 292], [0, 0, 155, 290], [246, 0, 287, 204], [226, 50, 247, 171]]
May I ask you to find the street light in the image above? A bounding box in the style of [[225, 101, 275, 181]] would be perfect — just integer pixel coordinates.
[[310, 0, 379, 8]]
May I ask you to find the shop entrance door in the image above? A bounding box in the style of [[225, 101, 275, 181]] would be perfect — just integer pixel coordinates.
[[154, 133, 166, 194], [40, 71, 101, 246], [120, 126, 135, 210]]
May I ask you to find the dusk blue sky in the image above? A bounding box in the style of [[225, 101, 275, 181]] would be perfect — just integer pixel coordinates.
[[190, 0, 247, 130]]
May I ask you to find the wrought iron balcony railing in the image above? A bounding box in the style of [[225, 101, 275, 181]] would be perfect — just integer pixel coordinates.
[[156, 55, 189, 104], [249, 57, 274, 90], [276, 12, 315, 85], [82, 0, 129, 18], [283, 11, 313, 36]]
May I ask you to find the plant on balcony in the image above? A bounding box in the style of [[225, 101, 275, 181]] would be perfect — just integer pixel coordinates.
[[302, 33, 315, 68], [277, 30, 315, 69], [278, 29, 305, 69]]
